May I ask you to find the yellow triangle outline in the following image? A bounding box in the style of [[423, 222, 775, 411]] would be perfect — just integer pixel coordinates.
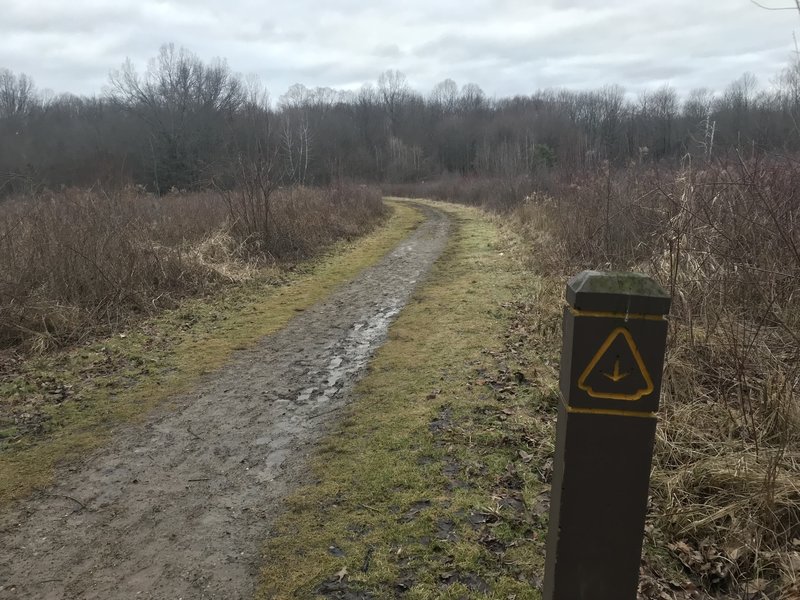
[[577, 327, 654, 401]]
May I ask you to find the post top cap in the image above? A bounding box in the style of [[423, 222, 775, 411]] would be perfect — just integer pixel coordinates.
[[566, 270, 671, 314]]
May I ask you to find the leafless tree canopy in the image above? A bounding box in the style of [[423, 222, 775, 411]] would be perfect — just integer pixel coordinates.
[[3, 43, 800, 195]]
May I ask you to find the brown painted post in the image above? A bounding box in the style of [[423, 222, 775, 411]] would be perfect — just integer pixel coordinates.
[[543, 270, 671, 600]]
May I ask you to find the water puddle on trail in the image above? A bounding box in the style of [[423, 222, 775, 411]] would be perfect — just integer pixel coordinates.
[[297, 299, 402, 414]]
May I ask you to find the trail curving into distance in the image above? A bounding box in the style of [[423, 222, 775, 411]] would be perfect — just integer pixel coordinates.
[[0, 203, 450, 600]]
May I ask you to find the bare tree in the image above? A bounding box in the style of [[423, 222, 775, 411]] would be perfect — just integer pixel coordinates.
[[282, 114, 312, 185], [377, 69, 409, 134], [459, 83, 485, 111], [0, 69, 35, 119], [430, 79, 458, 112], [108, 44, 245, 190], [279, 83, 309, 109]]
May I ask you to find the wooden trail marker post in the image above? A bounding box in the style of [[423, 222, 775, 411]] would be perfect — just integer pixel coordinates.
[[543, 270, 671, 600]]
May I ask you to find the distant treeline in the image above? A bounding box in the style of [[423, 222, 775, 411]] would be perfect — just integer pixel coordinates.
[[2, 43, 800, 194]]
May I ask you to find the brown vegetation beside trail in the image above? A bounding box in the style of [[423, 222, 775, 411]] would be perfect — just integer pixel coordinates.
[[518, 158, 799, 598], [0, 184, 387, 352], [393, 157, 800, 598]]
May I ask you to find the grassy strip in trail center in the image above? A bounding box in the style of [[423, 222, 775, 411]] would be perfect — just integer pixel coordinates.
[[258, 201, 563, 599], [0, 201, 424, 508]]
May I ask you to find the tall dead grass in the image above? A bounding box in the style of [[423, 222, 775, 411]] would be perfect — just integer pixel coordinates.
[[0, 184, 386, 352], [513, 158, 800, 597]]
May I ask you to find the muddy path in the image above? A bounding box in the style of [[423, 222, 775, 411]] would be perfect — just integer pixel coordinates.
[[0, 203, 450, 600]]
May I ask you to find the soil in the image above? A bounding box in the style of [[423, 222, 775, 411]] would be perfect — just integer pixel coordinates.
[[0, 204, 450, 600]]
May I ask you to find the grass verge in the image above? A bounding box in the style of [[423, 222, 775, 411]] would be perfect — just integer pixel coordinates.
[[0, 201, 423, 508], [258, 201, 561, 599]]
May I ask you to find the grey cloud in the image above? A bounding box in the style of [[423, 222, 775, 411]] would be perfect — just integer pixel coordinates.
[[616, 61, 695, 83], [0, 0, 797, 99], [2, 4, 137, 34]]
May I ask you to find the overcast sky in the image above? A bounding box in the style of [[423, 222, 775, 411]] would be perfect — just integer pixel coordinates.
[[2, 0, 799, 100]]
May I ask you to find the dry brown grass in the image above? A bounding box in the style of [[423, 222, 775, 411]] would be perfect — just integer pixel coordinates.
[[513, 158, 800, 598], [0, 184, 386, 352], [392, 159, 800, 596]]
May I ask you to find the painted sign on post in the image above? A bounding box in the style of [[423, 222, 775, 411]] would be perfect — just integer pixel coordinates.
[[543, 270, 671, 600], [577, 327, 653, 401]]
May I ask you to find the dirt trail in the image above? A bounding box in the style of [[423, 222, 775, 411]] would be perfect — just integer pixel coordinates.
[[0, 203, 450, 600]]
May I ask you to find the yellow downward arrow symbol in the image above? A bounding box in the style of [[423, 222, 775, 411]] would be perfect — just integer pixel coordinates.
[[603, 359, 629, 383]]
